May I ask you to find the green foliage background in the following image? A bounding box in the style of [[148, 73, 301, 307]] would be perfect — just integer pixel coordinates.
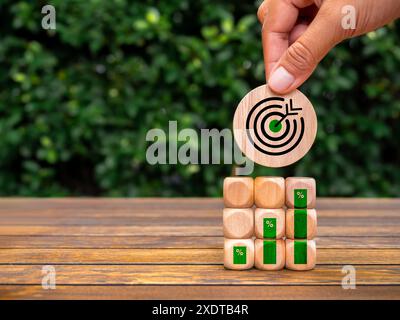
[[0, 0, 399, 197]]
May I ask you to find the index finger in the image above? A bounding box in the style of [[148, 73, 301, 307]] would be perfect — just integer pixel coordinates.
[[259, 0, 314, 80]]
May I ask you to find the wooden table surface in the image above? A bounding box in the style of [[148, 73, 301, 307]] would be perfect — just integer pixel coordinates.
[[0, 198, 399, 300]]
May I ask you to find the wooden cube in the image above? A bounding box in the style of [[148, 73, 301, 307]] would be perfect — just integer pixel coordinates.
[[254, 239, 285, 270], [285, 177, 316, 209], [224, 238, 254, 270], [223, 208, 254, 239], [286, 209, 317, 239], [285, 239, 316, 271], [223, 177, 254, 208], [254, 177, 285, 208], [254, 208, 285, 239]]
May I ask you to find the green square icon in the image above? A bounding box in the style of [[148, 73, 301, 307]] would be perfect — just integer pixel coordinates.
[[294, 189, 307, 209], [263, 240, 277, 264], [294, 209, 308, 238], [263, 217, 276, 238], [233, 246, 247, 264], [294, 240, 308, 264]]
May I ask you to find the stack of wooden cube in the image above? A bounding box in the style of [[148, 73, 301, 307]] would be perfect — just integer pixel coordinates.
[[223, 176, 317, 271]]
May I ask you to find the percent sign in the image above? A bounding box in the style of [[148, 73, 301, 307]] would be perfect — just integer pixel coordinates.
[[265, 220, 274, 228], [235, 248, 244, 256], [296, 191, 305, 199]]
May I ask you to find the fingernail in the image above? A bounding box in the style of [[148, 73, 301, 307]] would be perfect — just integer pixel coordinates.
[[269, 66, 295, 92]]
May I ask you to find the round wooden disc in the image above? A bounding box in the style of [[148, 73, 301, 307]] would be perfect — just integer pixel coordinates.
[[233, 85, 317, 168]]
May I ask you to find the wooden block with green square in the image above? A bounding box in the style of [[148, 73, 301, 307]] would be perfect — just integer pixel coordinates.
[[254, 208, 285, 239], [285, 177, 316, 209], [254, 239, 285, 271], [285, 239, 316, 271], [286, 209, 317, 239], [224, 238, 254, 270]]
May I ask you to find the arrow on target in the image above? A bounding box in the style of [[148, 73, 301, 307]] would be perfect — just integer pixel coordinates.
[[275, 99, 302, 126]]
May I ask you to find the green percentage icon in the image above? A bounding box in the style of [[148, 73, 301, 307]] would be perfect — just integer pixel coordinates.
[[233, 246, 247, 264], [297, 191, 304, 198], [263, 217, 276, 238], [294, 189, 307, 208]]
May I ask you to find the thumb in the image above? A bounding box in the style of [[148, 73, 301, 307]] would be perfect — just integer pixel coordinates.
[[269, 11, 342, 94]]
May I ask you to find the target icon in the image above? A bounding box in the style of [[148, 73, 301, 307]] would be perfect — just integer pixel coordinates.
[[246, 97, 304, 156], [233, 85, 317, 168]]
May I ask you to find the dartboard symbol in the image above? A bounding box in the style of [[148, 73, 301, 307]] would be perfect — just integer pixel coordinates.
[[245, 97, 305, 156], [233, 85, 317, 168]]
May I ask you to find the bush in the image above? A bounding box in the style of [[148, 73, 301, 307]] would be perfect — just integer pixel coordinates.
[[0, 0, 399, 196]]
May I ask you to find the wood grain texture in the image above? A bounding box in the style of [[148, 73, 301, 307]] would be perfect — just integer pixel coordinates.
[[0, 248, 399, 264], [0, 197, 399, 210], [1, 225, 398, 236], [1, 265, 400, 285], [0, 197, 399, 300], [0, 198, 225, 210], [1, 236, 400, 249]]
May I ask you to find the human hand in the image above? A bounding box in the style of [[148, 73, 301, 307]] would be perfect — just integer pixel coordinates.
[[258, 0, 400, 94]]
